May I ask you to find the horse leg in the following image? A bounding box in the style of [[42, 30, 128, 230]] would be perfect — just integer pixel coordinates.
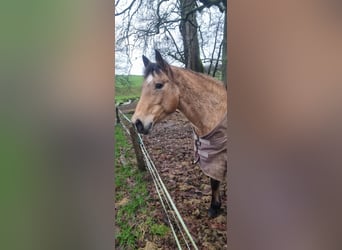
[[208, 178, 221, 218]]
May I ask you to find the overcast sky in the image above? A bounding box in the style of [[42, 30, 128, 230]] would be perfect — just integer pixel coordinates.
[[128, 53, 144, 76]]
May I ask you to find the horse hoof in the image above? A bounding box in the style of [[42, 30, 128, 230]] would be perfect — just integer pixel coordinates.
[[208, 207, 220, 218], [208, 201, 221, 218]]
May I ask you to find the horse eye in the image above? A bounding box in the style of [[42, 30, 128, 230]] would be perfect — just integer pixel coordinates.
[[155, 83, 164, 89]]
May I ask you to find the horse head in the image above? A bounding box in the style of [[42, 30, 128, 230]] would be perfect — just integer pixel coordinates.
[[132, 50, 180, 134]]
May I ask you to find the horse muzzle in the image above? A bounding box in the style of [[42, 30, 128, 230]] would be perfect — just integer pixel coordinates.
[[134, 119, 152, 135]]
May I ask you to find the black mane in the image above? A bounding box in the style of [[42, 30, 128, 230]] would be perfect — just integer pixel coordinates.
[[144, 63, 162, 78]]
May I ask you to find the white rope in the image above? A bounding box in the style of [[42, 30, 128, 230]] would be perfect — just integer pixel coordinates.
[[140, 141, 198, 250], [143, 150, 183, 249], [117, 108, 132, 123], [141, 145, 192, 250], [119, 122, 131, 136], [117, 109, 198, 250], [138, 131, 198, 249]]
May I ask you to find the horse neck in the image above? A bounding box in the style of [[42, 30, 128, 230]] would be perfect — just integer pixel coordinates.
[[172, 67, 227, 136]]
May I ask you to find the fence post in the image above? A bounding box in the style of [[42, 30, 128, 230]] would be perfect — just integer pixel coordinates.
[[115, 107, 120, 124], [129, 125, 146, 171]]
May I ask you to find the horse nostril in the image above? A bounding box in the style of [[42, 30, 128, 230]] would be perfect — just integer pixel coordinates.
[[135, 119, 144, 133]]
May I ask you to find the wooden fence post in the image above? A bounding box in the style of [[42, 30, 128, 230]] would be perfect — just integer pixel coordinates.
[[116, 107, 120, 124], [129, 125, 146, 171]]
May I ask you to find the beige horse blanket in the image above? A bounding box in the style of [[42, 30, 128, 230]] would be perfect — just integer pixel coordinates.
[[193, 114, 227, 182]]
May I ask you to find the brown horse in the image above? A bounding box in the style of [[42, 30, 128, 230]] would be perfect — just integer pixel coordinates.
[[132, 50, 227, 217]]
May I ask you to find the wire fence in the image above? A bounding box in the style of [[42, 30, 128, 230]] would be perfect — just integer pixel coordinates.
[[116, 107, 198, 250]]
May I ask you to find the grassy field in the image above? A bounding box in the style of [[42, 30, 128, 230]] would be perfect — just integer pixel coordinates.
[[115, 75, 143, 104], [115, 124, 169, 249]]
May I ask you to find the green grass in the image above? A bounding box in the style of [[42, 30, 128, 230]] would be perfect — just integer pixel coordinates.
[[115, 124, 170, 248], [115, 75, 143, 104], [150, 223, 170, 236]]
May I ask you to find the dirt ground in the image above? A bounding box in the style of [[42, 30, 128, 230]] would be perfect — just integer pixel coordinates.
[[119, 104, 227, 249]]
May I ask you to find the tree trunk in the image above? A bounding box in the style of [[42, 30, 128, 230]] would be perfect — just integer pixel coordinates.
[[180, 0, 204, 73]]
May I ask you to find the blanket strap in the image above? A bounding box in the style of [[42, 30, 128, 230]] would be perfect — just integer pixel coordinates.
[[193, 131, 200, 164]]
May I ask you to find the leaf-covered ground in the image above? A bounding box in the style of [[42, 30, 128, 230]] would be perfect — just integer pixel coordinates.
[[140, 111, 228, 249]]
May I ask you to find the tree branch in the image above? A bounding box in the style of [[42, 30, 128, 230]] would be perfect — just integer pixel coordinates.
[[213, 40, 223, 78], [165, 27, 185, 63], [115, 0, 137, 16], [197, 0, 226, 12]]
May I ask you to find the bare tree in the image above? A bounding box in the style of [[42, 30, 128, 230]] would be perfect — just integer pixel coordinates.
[[115, 0, 226, 83], [180, 0, 204, 72]]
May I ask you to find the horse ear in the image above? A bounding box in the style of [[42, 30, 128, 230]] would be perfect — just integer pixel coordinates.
[[155, 49, 170, 72], [142, 55, 150, 67]]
